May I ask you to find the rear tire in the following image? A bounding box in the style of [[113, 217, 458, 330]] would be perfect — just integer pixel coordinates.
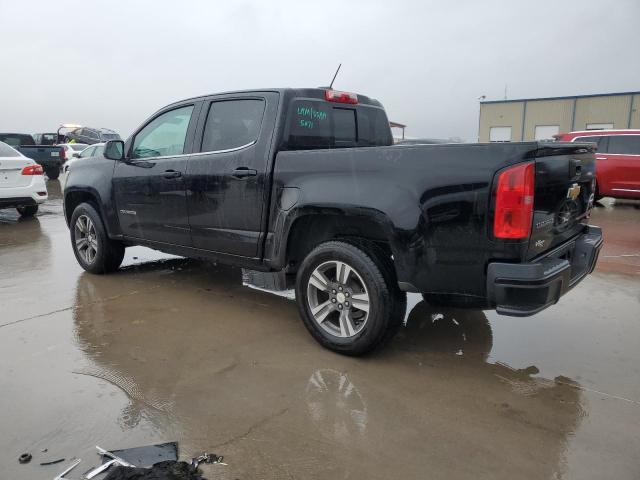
[[46, 167, 60, 180], [295, 240, 406, 356], [16, 205, 38, 217], [70, 202, 124, 274]]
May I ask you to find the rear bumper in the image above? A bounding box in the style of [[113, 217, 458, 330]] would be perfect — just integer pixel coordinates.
[[0, 179, 48, 208], [486, 225, 603, 316]]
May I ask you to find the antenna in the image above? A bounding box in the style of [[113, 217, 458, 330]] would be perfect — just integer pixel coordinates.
[[329, 63, 342, 89]]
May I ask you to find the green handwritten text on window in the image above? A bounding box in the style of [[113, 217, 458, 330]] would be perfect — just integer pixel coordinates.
[[296, 105, 327, 129]]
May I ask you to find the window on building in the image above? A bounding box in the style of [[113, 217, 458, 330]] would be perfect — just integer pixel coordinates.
[[586, 123, 613, 130], [534, 125, 560, 141], [607, 135, 640, 155], [489, 126, 512, 142]]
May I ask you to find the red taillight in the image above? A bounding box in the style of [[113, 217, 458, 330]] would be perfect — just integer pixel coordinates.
[[60, 147, 66, 160], [21, 164, 44, 176], [324, 89, 358, 104], [493, 162, 535, 239]]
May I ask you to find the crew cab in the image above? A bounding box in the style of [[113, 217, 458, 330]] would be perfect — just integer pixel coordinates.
[[555, 129, 640, 199], [64, 88, 603, 355], [0, 133, 63, 179]]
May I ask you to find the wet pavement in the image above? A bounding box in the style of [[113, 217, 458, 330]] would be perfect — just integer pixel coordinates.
[[1, 181, 639, 479]]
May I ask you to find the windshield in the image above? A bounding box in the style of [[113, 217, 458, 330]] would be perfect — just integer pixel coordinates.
[[70, 144, 88, 151], [0, 141, 21, 157]]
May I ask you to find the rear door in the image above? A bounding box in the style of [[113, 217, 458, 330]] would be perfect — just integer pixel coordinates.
[[527, 142, 597, 259], [185, 92, 278, 257], [113, 103, 200, 245], [602, 134, 640, 197]]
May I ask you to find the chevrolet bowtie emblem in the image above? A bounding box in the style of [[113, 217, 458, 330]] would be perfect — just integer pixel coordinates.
[[566, 183, 581, 201]]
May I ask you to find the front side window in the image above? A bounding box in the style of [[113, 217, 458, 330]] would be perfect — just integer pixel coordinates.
[[607, 135, 640, 155], [201, 99, 265, 152], [573, 136, 605, 150], [132, 105, 194, 159], [80, 146, 96, 158]]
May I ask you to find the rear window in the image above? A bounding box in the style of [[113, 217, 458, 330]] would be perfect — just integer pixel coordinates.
[[0, 142, 20, 157], [0, 134, 34, 147], [607, 135, 640, 155], [101, 133, 120, 140], [284, 99, 392, 150], [70, 144, 88, 151]]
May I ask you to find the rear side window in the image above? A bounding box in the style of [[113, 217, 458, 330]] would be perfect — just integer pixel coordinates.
[[0, 142, 20, 157], [607, 135, 640, 155], [201, 99, 265, 152], [285, 99, 392, 150]]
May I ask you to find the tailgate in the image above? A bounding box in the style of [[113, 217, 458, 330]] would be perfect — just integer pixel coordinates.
[[527, 142, 596, 260], [18, 146, 61, 164]]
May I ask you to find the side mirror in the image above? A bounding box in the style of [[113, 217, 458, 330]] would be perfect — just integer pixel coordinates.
[[104, 140, 125, 161]]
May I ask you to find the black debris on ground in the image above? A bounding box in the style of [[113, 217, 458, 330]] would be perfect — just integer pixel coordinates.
[[104, 461, 206, 480]]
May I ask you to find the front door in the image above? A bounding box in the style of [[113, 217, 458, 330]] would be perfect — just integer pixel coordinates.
[[186, 93, 278, 257], [113, 104, 199, 245]]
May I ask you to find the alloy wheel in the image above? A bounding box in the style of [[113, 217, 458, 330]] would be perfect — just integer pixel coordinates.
[[74, 215, 98, 264], [306, 260, 370, 338]]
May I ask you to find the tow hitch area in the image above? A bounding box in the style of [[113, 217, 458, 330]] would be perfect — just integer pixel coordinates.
[[487, 225, 603, 316]]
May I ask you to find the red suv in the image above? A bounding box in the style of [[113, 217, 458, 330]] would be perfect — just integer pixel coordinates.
[[555, 130, 640, 199]]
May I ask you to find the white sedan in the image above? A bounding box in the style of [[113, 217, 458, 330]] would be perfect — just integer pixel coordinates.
[[0, 141, 48, 217]]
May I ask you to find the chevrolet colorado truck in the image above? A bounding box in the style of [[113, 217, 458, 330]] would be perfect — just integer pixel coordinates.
[[63, 88, 603, 355]]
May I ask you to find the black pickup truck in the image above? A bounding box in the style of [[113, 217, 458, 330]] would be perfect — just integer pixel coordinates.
[[0, 133, 63, 179], [64, 88, 603, 354]]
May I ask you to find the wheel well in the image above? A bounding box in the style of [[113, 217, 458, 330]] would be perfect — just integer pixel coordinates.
[[285, 215, 392, 272], [64, 191, 99, 226]]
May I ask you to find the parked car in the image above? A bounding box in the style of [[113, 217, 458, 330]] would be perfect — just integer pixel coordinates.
[[60, 143, 89, 165], [0, 141, 48, 217], [33, 132, 65, 145], [555, 129, 640, 199], [0, 133, 64, 179], [64, 87, 603, 355], [62, 143, 102, 174], [65, 127, 121, 145]]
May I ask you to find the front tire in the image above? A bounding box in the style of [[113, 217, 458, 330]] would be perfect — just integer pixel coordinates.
[[70, 202, 124, 274], [295, 241, 406, 356], [17, 205, 38, 217]]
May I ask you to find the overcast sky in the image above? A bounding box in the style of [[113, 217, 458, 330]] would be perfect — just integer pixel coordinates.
[[1, 0, 639, 141]]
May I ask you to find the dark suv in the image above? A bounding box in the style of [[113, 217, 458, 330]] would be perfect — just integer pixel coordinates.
[[65, 127, 121, 145]]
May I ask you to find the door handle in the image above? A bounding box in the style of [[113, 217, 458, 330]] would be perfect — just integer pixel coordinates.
[[232, 167, 257, 178], [163, 169, 182, 179]]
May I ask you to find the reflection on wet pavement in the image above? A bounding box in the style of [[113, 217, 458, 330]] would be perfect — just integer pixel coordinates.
[[1, 184, 639, 479]]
